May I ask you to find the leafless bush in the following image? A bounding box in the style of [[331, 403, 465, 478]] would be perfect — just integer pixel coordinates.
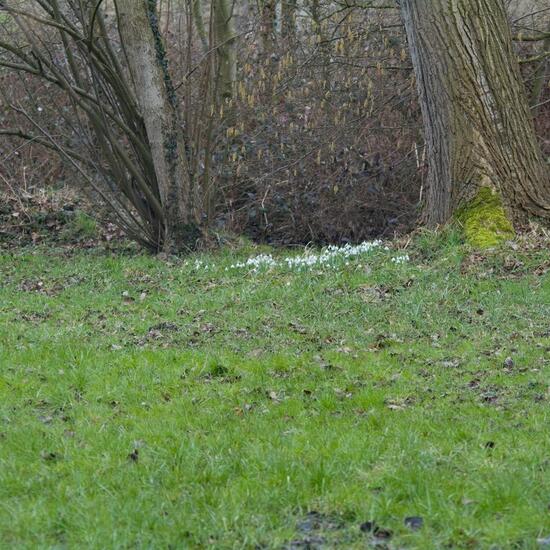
[[202, 1, 424, 243]]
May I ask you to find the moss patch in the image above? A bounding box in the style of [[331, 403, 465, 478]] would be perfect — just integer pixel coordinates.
[[457, 187, 515, 248]]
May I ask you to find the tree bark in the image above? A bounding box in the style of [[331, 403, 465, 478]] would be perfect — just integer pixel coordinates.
[[281, 0, 297, 40], [213, 0, 237, 99], [116, 0, 197, 253], [400, 0, 550, 238], [260, 0, 277, 54], [192, 0, 209, 53], [530, 27, 550, 114]]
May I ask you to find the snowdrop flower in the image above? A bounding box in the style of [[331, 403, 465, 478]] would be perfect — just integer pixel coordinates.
[[190, 241, 388, 276], [225, 240, 384, 274], [194, 259, 212, 271], [391, 255, 410, 264]]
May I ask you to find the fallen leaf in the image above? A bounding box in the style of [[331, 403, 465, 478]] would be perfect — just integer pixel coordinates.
[[128, 449, 139, 462], [40, 451, 58, 461], [268, 390, 281, 403], [122, 291, 135, 303], [360, 521, 376, 533], [289, 321, 308, 334], [359, 521, 392, 539], [334, 388, 352, 399], [404, 516, 423, 530], [374, 527, 392, 540]]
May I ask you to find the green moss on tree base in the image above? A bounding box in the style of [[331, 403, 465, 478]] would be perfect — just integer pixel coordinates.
[[457, 187, 515, 248]]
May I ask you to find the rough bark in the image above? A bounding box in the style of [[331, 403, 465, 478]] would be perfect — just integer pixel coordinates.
[[530, 28, 550, 113], [116, 0, 196, 253], [213, 0, 237, 99], [400, 0, 550, 242], [192, 0, 209, 53]]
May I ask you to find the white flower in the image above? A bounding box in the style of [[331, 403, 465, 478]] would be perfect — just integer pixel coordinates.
[[391, 255, 409, 264], [190, 241, 388, 275], [224, 240, 383, 273]]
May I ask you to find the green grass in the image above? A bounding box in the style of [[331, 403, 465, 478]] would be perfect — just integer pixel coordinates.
[[1, 232, 549, 549], [60, 211, 99, 242]]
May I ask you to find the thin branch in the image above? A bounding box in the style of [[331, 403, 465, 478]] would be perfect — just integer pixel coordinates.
[[0, 128, 93, 165]]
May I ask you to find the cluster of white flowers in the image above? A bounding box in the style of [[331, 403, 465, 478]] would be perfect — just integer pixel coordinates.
[[193, 259, 211, 271], [229, 253, 278, 271], [186, 241, 410, 275], [391, 254, 410, 264], [226, 240, 387, 273]]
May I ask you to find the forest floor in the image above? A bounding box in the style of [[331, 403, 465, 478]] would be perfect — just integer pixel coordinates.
[[1, 228, 550, 549]]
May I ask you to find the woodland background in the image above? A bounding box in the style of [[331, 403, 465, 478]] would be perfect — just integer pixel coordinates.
[[1, 0, 548, 247]]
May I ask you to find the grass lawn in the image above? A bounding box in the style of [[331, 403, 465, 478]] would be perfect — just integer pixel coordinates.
[[1, 231, 549, 549]]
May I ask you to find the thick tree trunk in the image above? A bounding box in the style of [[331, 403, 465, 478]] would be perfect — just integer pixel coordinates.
[[530, 28, 550, 114], [192, 0, 209, 53], [213, 0, 237, 99], [116, 0, 196, 253], [400, 0, 550, 244]]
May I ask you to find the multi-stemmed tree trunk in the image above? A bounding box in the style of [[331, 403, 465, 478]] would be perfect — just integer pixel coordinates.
[[116, 0, 197, 253], [400, 0, 550, 246]]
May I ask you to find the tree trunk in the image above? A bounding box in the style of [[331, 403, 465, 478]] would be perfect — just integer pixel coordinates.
[[310, 0, 330, 89], [281, 0, 297, 40], [192, 0, 209, 53], [260, 0, 277, 54], [213, 0, 237, 99], [530, 28, 550, 114], [116, 0, 197, 253], [400, 0, 550, 246]]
